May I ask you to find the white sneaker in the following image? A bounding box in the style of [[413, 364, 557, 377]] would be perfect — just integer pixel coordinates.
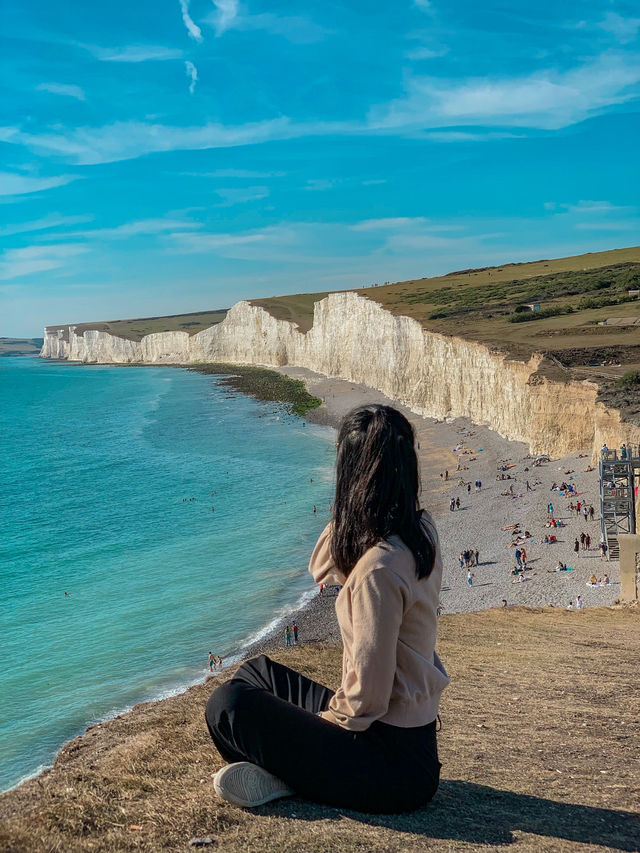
[[213, 762, 295, 807]]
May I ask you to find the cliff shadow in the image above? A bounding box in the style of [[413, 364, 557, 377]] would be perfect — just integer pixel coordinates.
[[262, 781, 639, 850]]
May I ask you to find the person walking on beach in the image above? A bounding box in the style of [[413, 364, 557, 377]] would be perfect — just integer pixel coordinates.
[[574, 539, 580, 557], [209, 652, 215, 673], [206, 404, 448, 813], [284, 626, 292, 646], [526, 480, 532, 491], [467, 570, 474, 586], [600, 540, 609, 561], [585, 533, 591, 550], [292, 622, 299, 644], [589, 505, 595, 521], [475, 549, 480, 566], [547, 502, 553, 515], [218, 656, 223, 669], [455, 497, 460, 510], [515, 548, 522, 568], [449, 498, 455, 512]]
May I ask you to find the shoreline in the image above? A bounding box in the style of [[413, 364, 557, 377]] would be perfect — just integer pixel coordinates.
[[3, 357, 619, 796]]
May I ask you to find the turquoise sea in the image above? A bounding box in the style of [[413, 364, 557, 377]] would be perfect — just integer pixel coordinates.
[[0, 357, 335, 792]]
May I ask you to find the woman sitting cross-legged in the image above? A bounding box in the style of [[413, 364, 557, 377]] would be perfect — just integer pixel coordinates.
[[205, 404, 449, 813]]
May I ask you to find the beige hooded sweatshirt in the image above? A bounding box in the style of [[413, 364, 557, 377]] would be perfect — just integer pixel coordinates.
[[308, 514, 449, 732]]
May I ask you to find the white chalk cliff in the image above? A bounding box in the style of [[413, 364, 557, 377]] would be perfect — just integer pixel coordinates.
[[41, 292, 640, 457]]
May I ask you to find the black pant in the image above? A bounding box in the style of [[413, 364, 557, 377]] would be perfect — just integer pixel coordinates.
[[205, 654, 441, 813]]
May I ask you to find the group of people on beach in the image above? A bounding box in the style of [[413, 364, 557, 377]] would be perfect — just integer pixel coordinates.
[[208, 653, 223, 672], [284, 622, 299, 646], [588, 573, 610, 586]]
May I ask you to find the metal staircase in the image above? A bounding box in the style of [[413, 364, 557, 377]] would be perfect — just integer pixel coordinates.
[[600, 447, 640, 561]]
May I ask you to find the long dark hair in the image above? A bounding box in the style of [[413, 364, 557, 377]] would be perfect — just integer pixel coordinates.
[[330, 404, 435, 580]]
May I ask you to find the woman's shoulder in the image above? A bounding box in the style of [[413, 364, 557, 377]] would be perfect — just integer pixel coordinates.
[[350, 534, 417, 588]]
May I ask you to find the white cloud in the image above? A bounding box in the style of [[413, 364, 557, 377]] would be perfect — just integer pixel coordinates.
[[180, 169, 286, 178], [422, 130, 522, 142], [0, 119, 298, 165], [546, 200, 633, 215], [64, 217, 203, 240], [5, 55, 639, 166], [598, 12, 640, 44], [83, 44, 183, 62], [37, 82, 85, 101], [0, 214, 92, 237], [405, 46, 447, 60], [576, 220, 639, 231], [236, 12, 327, 44], [0, 171, 79, 197], [368, 53, 640, 131], [168, 227, 278, 254], [352, 217, 429, 231], [0, 244, 89, 280], [204, 2, 326, 43], [305, 178, 339, 191], [214, 186, 269, 205], [566, 200, 630, 214], [414, 0, 432, 10], [211, 0, 239, 36], [185, 60, 198, 94], [179, 0, 203, 42]]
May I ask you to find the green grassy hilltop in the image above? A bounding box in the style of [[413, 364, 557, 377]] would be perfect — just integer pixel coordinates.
[[252, 246, 640, 357], [0, 337, 44, 356], [46, 309, 228, 343]]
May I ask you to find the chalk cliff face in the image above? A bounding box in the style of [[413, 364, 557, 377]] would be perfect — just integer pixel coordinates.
[[41, 292, 640, 457]]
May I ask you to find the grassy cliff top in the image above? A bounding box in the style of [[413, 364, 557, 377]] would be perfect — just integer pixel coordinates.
[[46, 310, 228, 343], [44, 248, 640, 358], [0, 337, 43, 356], [252, 246, 640, 357], [1, 605, 638, 853]]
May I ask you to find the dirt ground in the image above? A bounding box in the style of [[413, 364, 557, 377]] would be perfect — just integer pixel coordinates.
[[1, 606, 638, 853]]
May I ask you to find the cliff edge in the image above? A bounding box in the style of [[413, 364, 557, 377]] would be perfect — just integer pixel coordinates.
[[41, 290, 640, 458]]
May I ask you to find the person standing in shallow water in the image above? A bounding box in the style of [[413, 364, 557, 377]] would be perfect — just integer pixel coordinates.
[[205, 404, 449, 813]]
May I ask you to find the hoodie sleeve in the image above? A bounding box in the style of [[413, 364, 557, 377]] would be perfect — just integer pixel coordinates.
[[308, 523, 347, 587], [322, 564, 407, 731]]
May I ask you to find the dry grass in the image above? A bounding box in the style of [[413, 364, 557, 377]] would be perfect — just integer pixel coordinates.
[[250, 292, 331, 333], [251, 247, 640, 356], [1, 606, 639, 852], [46, 311, 228, 343]]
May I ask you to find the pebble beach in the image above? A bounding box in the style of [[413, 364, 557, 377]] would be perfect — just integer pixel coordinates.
[[234, 365, 618, 663]]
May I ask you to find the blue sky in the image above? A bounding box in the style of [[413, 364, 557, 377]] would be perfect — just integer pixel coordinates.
[[1, 0, 639, 336]]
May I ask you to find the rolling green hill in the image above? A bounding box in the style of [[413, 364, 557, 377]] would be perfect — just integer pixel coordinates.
[[252, 246, 640, 356], [0, 337, 44, 356], [45, 309, 228, 343]]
